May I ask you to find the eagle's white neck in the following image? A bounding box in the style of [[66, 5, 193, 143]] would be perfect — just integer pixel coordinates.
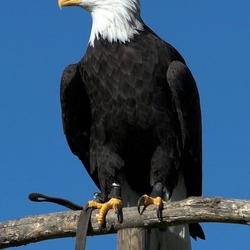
[[80, 0, 144, 46]]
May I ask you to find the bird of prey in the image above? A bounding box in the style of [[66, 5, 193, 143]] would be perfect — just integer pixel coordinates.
[[58, 0, 204, 248]]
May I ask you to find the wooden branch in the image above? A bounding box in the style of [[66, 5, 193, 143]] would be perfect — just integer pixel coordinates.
[[0, 196, 249, 249]]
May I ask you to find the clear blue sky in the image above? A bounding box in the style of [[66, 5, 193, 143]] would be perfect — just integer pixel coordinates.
[[0, 1, 249, 249]]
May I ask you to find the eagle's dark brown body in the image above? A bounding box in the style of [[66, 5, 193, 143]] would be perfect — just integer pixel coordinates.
[[60, 24, 204, 243], [61, 25, 202, 204]]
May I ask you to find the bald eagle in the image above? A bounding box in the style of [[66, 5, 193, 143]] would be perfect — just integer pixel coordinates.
[[58, 0, 204, 248]]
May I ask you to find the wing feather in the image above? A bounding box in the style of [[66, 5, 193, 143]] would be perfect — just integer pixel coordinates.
[[60, 63, 99, 189], [167, 61, 202, 197], [167, 60, 204, 240]]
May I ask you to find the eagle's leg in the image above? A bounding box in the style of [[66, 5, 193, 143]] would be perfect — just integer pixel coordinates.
[[137, 143, 179, 218], [85, 183, 123, 230], [137, 182, 165, 218]]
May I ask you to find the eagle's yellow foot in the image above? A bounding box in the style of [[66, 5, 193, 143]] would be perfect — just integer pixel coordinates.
[[86, 198, 123, 230], [137, 194, 163, 218]]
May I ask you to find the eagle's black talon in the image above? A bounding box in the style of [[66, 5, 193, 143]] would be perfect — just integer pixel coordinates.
[[98, 222, 114, 233], [156, 199, 164, 219], [156, 204, 163, 219], [83, 202, 90, 211], [137, 195, 147, 215], [115, 204, 123, 223], [137, 194, 164, 219]]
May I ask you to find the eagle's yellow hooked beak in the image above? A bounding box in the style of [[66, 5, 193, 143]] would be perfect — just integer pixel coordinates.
[[58, 0, 80, 9]]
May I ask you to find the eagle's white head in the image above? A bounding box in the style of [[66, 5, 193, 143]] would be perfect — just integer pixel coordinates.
[[58, 0, 144, 46]]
